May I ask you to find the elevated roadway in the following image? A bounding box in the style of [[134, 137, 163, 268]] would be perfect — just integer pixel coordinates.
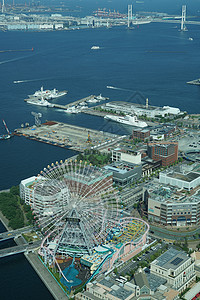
[[0, 240, 41, 258], [0, 226, 34, 242], [152, 18, 200, 26], [150, 225, 200, 241]]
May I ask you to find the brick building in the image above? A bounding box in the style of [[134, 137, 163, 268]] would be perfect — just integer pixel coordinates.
[[133, 128, 150, 141], [147, 142, 178, 166]]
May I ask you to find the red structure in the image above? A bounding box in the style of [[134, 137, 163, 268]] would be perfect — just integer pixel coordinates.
[[147, 142, 178, 166]]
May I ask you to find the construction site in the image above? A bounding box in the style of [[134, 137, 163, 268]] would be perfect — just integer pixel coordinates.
[[14, 120, 123, 152]]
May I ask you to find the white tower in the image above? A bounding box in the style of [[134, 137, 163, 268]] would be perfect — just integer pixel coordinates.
[[146, 98, 149, 109], [181, 5, 187, 31], [128, 4, 132, 28], [2, 0, 5, 13]]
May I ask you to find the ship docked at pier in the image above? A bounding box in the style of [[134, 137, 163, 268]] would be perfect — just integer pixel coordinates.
[[28, 86, 67, 100], [104, 114, 148, 128]]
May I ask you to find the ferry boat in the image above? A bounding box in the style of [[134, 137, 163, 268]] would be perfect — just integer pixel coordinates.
[[28, 87, 67, 100], [104, 114, 148, 128], [0, 120, 12, 140]]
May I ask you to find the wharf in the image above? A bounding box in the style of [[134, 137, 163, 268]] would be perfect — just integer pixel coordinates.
[[24, 94, 96, 110], [187, 79, 200, 85], [15, 121, 122, 152], [25, 252, 67, 300], [54, 95, 96, 109]]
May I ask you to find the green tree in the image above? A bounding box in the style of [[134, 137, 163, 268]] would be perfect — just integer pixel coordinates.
[[10, 185, 20, 196]]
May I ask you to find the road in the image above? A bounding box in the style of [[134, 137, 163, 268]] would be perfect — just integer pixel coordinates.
[[0, 240, 41, 258], [150, 225, 200, 241], [118, 243, 166, 276], [0, 226, 34, 242]]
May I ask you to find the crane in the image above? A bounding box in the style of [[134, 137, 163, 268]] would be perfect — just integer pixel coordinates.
[[31, 112, 42, 127], [87, 130, 92, 143]]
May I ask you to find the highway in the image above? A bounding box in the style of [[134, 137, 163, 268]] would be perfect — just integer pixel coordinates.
[[0, 226, 34, 242]]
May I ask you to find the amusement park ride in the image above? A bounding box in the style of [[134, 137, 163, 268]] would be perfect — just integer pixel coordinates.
[[29, 159, 149, 292]]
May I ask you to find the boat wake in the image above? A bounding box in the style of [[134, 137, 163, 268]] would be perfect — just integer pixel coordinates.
[[13, 77, 54, 84], [106, 85, 133, 92], [0, 54, 34, 65]]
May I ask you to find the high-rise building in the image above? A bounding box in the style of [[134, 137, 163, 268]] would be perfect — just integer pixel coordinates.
[[147, 142, 178, 166]]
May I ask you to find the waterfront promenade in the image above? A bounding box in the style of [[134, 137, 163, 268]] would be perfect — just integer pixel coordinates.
[[25, 252, 68, 300]]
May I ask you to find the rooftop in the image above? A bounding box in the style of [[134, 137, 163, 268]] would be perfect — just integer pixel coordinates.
[[146, 273, 167, 292], [147, 182, 200, 204], [104, 162, 140, 174], [99, 278, 133, 300], [167, 171, 200, 182], [152, 248, 190, 270]]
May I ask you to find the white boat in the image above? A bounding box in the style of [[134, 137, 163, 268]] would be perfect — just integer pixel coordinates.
[[13, 80, 24, 84], [87, 98, 100, 103], [66, 106, 80, 113], [95, 94, 108, 101], [189, 37, 193, 41], [91, 46, 100, 50], [104, 114, 148, 128], [47, 88, 67, 99], [27, 96, 54, 107], [29, 87, 67, 100]]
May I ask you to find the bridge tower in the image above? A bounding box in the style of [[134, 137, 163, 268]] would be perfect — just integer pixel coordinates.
[[181, 5, 187, 31], [128, 4, 133, 28]]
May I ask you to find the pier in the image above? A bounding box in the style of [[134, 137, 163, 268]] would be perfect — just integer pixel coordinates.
[[15, 121, 122, 152], [24, 94, 96, 110], [25, 252, 68, 300], [24, 95, 99, 110], [53, 95, 96, 109]]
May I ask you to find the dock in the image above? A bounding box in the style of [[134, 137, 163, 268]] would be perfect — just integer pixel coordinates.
[[25, 252, 68, 300], [25, 94, 97, 110], [15, 121, 122, 152], [187, 79, 200, 85]]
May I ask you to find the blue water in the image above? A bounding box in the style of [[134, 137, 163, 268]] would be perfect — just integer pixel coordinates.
[[0, 1, 200, 299], [1, 23, 200, 188], [61, 264, 82, 290]]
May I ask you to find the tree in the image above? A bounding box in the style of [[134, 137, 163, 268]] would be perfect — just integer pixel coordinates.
[[10, 185, 20, 196]]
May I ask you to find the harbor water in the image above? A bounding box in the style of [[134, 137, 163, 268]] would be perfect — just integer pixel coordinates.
[[0, 0, 200, 298]]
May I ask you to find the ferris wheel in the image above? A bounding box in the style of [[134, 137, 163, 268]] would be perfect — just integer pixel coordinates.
[[31, 159, 119, 257]]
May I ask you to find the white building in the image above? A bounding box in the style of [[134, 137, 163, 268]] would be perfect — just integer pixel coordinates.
[[146, 183, 200, 226], [150, 248, 195, 292], [159, 164, 200, 191], [112, 148, 141, 164], [20, 176, 37, 205], [102, 102, 181, 118]]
